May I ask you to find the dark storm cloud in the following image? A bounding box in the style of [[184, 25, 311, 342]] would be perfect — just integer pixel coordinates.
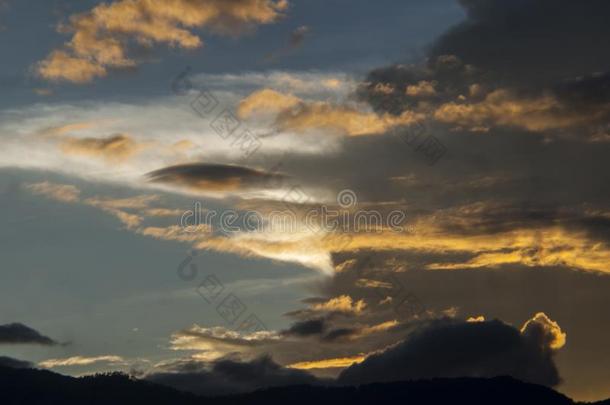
[[321, 328, 358, 342], [430, 0, 610, 88], [356, 0, 610, 137], [282, 319, 326, 337], [146, 356, 321, 396], [0, 356, 34, 369], [339, 318, 562, 387], [146, 163, 284, 192], [0, 323, 58, 346], [323, 252, 610, 398]]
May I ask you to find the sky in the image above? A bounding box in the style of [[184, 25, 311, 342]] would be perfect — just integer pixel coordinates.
[[0, 0, 609, 401]]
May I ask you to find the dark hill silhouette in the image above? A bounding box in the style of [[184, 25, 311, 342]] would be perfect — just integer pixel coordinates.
[[0, 365, 600, 405]]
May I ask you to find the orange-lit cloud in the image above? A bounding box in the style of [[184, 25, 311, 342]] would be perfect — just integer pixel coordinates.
[[276, 102, 422, 136], [312, 295, 366, 315], [37, 0, 289, 83], [25, 182, 81, 203], [237, 88, 301, 118], [287, 354, 366, 370], [434, 89, 607, 132], [405, 80, 437, 97], [237, 88, 423, 136], [60, 134, 144, 162], [521, 312, 566, 350]]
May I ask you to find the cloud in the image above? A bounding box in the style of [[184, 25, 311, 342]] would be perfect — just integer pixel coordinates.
[[192, 71, 351, 96], [433, 89, 608, 132], [0, 356, 34, 369], [0, 74, 340, 197], [311, 295, 366, 315], [142, 208, 185, 217], [60, 134, 145, 163], [83, 194, 160, 210], [137, 225, 207, 242], [238, 88, 423, 136], [316, 204, 610, 274], [405, 80, 437, 97], [25, 182, 80, 203], [339, 314, 566, 387], [24, 178, 610, 277], [287, 355, 366, 370], [25, 184, 184, 231], [289, 25, 310, 48], [39, 355, 126, 368], [275, 102, 422, 136], [320, 319, 400, 343], [430, 0, 610, 88], [0, 323, 58, 346], [358, 0, 610, 138], [147, 163, 285, 196], [521, 312, 566, 351], [170, 325, 280, 361], [37, 0, 289, 83], [237, 88, 302, 119], [146, 355, 320, 396], [37, 51, 107, 84], [282, 319, 326, 337]]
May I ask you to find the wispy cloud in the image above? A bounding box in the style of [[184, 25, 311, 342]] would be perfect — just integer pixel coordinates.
[[39, 355, 126, 368]]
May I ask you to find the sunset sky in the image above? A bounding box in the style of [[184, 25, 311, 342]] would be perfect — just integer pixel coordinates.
[[1, 0, 609, 401]]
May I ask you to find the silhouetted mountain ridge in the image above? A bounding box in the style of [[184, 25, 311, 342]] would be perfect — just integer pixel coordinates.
[[0, 365, 605, 405]]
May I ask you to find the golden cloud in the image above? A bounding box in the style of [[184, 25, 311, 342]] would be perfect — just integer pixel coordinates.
[[60, 134, 144, 162], [143, 208, 185, 217], [276, 102, 422, 136], [357, 320, 399, 336], [237, 88, 301, 118], [434, 89, 606, 132], [37, 50, 108, 84], [324, 226, 610, 274], [521, 312, 566, 351], [25, 182, 81, 203], [37, 0, 289, 83], [287, 354, 366, 370], [237, 88, 423, 136], [405, 80, 437, 97], [26, 181, 610, 276], [312, 295, 366, 315]]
